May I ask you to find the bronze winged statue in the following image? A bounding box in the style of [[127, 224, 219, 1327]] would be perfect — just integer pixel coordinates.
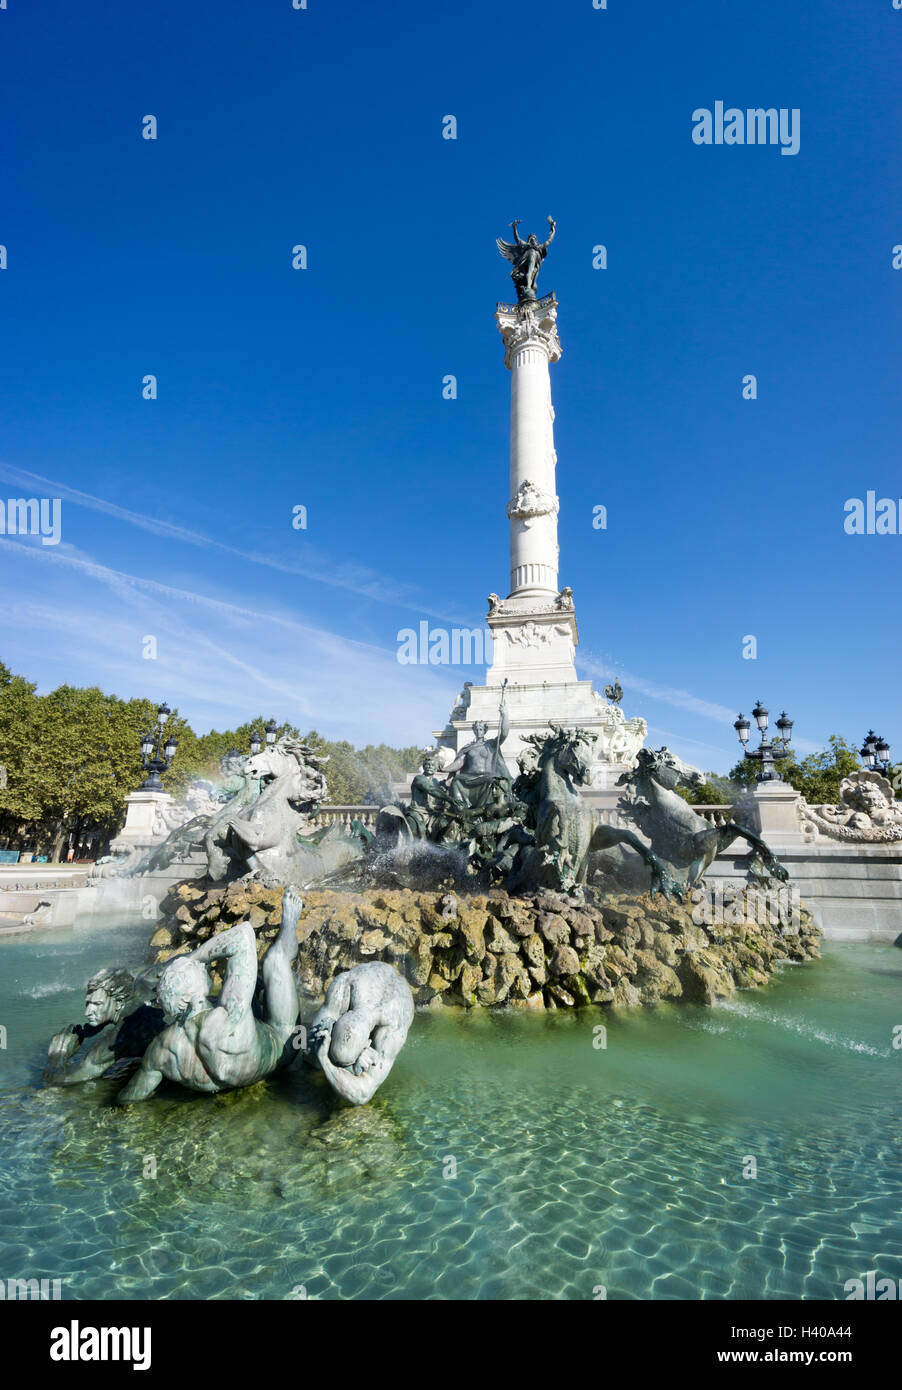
[[497, 216, 556, 303]]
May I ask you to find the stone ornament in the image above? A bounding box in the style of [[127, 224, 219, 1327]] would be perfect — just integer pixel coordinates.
[[306, 961, 414, 1106], [506, 479, 559, 526], [589, 694, 648, 768], [152, 779, 221, 838], [507, 621, 560, 648], [44, 966, 164, 1086], [116, 887, 306, 1104], [496, 295, 562, 368], [800, 770, 902, 842]]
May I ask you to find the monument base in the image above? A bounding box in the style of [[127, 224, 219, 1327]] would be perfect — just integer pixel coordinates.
[[434, 683, 647, 787], [433, 591, 647, 782]]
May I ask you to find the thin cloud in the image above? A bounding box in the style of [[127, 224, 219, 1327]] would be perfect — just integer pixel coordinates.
[[582, 655, 820, 756], [0, 552, 458, 742], [0, 535, 391, 653], [578, 653, 738, 723], [0, 462, 469, 623]]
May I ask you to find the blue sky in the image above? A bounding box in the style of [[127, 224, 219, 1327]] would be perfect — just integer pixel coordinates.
[[0, 0, 899, 773]]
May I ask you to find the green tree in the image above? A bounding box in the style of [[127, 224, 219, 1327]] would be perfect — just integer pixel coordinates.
[[0, 656, 426, 855], [786, 735, 861, 804], [676, 773, 735, 806], [0, 665, 197, 856], [727, 748, 801, 795], [727, 735, 860, 805], [0, 666, 42, 841]]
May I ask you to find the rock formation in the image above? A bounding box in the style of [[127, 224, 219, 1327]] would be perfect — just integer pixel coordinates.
[[150, 880, 820, 1012]]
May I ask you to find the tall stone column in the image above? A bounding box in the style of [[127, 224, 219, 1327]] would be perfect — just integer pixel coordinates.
[[483, 293, 577, 690], [433, 288, 648, 780], [498, 295, 562, 599]]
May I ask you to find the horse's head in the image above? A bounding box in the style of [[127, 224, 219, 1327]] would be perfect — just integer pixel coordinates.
[[245, 735, 329, 802], [621, 746, 704, 793], [531, 726, 597, 788], [244, 742, 290, 785]]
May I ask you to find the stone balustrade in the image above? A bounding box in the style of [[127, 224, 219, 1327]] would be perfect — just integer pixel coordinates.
[[303, 805, 379, 831], [689, 805, 734, 826], [306, 802, 737, 833]]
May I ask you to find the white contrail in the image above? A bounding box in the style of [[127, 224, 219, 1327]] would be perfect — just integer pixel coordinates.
[[0, 462, 468, 623]]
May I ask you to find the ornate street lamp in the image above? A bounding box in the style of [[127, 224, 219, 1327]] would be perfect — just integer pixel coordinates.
[[860, 730, 891, 776], [734, 702, 793, 783], [248, 721, 278, 757], [140, 702, 178, 791]]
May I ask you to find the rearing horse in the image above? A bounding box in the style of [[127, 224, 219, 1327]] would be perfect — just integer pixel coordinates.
[[206, 735, 363, 885], [509, 727, 676, 895], [617, 747, 789, 895]]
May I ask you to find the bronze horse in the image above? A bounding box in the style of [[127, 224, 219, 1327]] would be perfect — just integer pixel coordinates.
[[617, 747, 789, 896], [508, 727, 678, 896]]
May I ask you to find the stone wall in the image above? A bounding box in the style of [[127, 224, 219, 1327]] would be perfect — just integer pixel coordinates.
[[149, 880, 821, 1011], [705, 844, 902, 943]]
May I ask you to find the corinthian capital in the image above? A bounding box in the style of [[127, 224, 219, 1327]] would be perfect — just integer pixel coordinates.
[[496, 293, 562, 368]]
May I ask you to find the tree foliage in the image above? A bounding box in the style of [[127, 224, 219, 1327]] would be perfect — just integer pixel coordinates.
[[676, 773, 734, 805], [661, 735, 895, 809], [3, 652, 893, 856], [726, 735, 868, 804], [0, 659, 422, 857]]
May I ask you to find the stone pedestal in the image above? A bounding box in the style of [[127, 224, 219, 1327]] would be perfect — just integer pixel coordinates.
[[745, 781, 806, 846], [109, 790, 172, 852], [434, 292, 647, 780]]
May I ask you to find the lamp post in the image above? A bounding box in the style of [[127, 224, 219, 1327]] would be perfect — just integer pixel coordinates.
[[246, 722, 277, 756], [139, 702, 178, 791], [860, 730, 891, 777], [734, 701, 794, 783], [249, 720, 278, 757]]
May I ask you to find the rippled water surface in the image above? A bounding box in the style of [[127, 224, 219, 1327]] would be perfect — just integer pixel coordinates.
[[1, 920, 900, 1300]]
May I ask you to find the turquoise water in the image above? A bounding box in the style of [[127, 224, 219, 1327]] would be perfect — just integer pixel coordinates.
[[0, 919, 900, 1300]]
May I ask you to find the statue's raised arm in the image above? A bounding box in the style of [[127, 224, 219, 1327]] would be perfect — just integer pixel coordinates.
[[496, 222, 522, 263], [496, 678, 511, 747], [542, 215, 556, 250]]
